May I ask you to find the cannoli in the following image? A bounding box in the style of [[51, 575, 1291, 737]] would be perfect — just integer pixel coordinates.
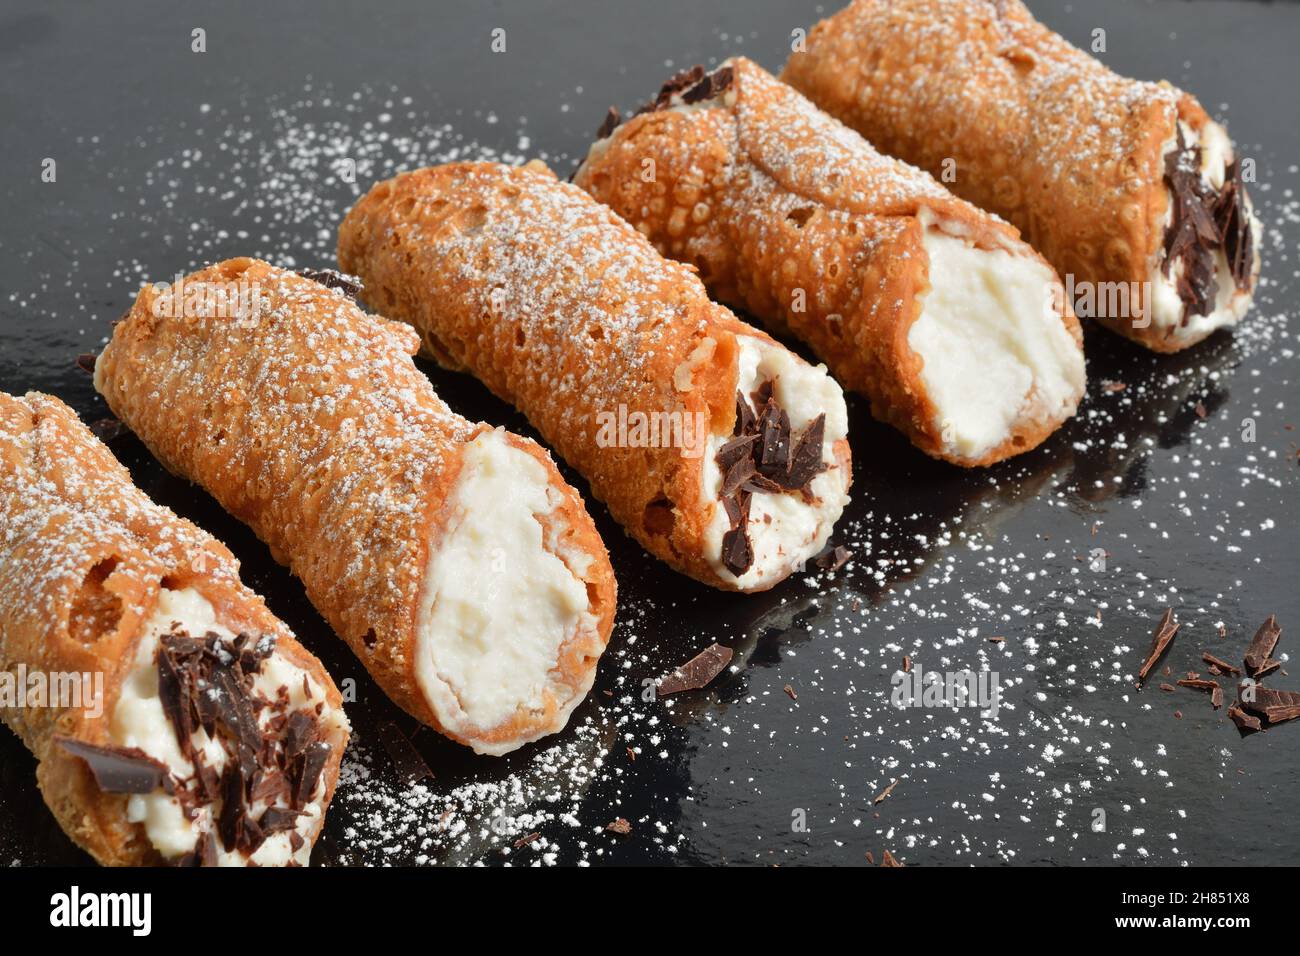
[[780, 0, 1261, 353], [94, 259, 616, 756], [338, 161, 852, 592], [0, 390, 349, 866], [574, 58, 1085, 467]]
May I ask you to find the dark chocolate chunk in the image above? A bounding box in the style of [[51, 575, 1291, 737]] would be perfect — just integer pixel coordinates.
[[376, 719, 433, 786], [1162, 127, 1221, 321], [1240, 685, 1300, 724], [259, 806, 303, 834], [734, 391, 756, 436], [595, 106, 621, 140], [217, 763, 244, 852], [715, 433, 758, 471], [813, 544, 853, 572], [1201, 651, 1241, 677], [1227, 701, 1263, 735], [1243, 614, 1281, 677], [721, 513, 754, 577], [783, 413, 826, 490], [1136, 608, 1180, 687], [89, 417, 126, 443], [284, 710, 319, 760], [297, 268, 363, 301], [54, 737, 168, 794], [291, 741, 332, 808], [719, 456, 756, 498], [1214, 160, 1254, 292], [75, 352, 97, 374], [656, 642, 733, 696]]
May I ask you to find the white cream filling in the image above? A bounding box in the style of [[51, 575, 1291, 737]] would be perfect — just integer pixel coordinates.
[[908, 215, 1085, 462], [414, 428, 595, 756], [702, 335, 850, 589], [1148, 120, 1260, 343], [111, 587, 345, 866]]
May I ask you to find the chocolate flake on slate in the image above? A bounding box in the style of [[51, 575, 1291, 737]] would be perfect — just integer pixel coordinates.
[[1136, 608, 1180, 687], [1176, 677, 1218, 692], [813, 544, 853, 571], [1202, 652, 1241, 676], [1228, 701, 1263, 735], [880, 849, 903, 867], [607, 818, 632, 835], [89, 417, 126, 443], [716, 383, 828, 576], [297, 268, 363, 301], [376, 719, 433, 786], [75, 352, 97, 374], [657, 643, 734, 696], [1240, 685, 1300, 725], [54, 737, 168, 794], [1254, 659, 1282, 680], [1243, 614, 1281, 677], [1211, 685, 1224, 710]]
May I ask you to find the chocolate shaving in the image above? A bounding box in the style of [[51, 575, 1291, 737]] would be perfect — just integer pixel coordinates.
[[1240, 685, 1300, 725], [290, 741, 331, 808], [1162, 127, 1220, 321], [656, 643, 733, 696], [813, 544, 853, 571], [595, 106, 621, 140], [217, 764, 244, 852], [376, 719, 433, 786], [1202, 652, 1241, 677], [635, 64, 735, 120], [783, 414, 827, 490], [1214, 160, 1254, 292], [880, 849, 903, 867], [1136, 608, 1180, 687], [75, 352, 97, 374], [297, 268, 363, 301], [258, 806, 302, 835], [1227, 701, 1263, 735], [1243, 614, 1281, 677], [607, 818, 632, 835], [54, 737, 168, 794], [1162, 127, 1255, 321], [715, 384, 829, 576], [151, 622, 329, 860], [1253, 659, 1282, 680], [89, 417, 126, 443]]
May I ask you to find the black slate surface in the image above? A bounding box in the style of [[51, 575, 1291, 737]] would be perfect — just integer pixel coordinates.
[[0, 0, 1297, 866]]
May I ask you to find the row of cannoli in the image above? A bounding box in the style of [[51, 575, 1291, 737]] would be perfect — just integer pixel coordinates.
[[2, 0, 1260, 866]]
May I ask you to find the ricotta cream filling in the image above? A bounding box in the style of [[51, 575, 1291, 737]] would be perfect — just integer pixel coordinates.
[[414, 428, 595, 756], [111, 587, 345, 866], [702, 334, 850, 589], [908, 215, 1085, 462]]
